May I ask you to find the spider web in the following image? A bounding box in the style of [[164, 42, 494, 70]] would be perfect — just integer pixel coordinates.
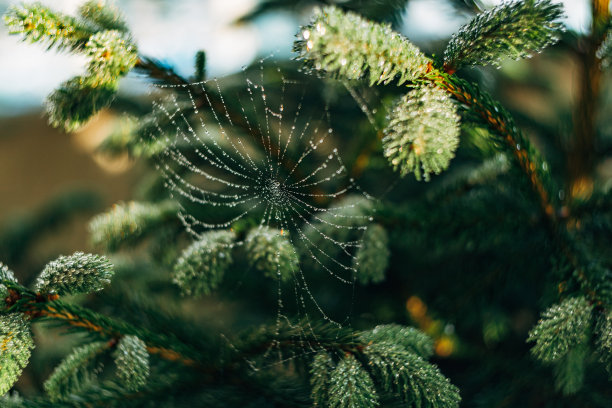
[[146, 60, 374, 363]]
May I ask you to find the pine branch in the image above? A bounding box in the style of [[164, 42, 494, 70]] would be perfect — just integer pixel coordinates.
[[45, 77, 117, 132], [595, 309, 612, 379], [3, 3, 94, 51], [3, 2, 137, 131], [353, 224, 389, 285], [89, 201, 179, 251], [245, 227, 298, 282], [84, 30, 138, 87], [234, 321, 460, 406], [43, 341, 109, 400], [294, 6, 431, 86], [429, 73, 557, 220], [382, 84, 461, 181], [296, 6, 557, 218], [78, 0, 128, 32], [0, 314, 35, 395], [295, 5, 612, 308], [34, 252, 114, 296], [527, 296, 592, 364], [327, 353, 379, 408], [114, 335, 150, 391], [172, 230, 236, 297], [443, 0, 564, 70], [2, 282, 201, 368], [527, 296, 594, 394]]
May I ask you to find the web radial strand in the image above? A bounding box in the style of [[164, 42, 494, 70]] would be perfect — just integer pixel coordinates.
[[149, 60, 373, 324]]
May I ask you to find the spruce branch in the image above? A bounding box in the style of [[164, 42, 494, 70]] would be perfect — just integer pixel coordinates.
[[3, 2, 137, 131], [294, 6, 431, 86], [236, 320, 460, 406], [595, 310, 612, 379], [429, 73, 557, 219], [295, 6, 557, 219], [173, 230, 236, 297], [359, 324, 434, 359], [43, 341, 110, 400], [0, 314, 35, 396], [96, 116, 171, 158], [84, 29, 138, 87], [245, 227, 298, 282], [382, 84, 461, 181], [89, 201, 179, 251], [0, 263, 18, 300], [363, 342, 460, 407], [527, 297, 592, 363], [3, 3, 94, 51], [597, 29, 612, 68], [114, 335, 150, 391], [295, 4, 612, 362], [35, 252, 114, 296], [311, 352, 335, 407], [3, 282, 201, 368], [551, 346, 587, 395], [353, 224, 389, 285], [78, 0, 128, 32], [45, 77, 117, 132], [327, 353, 379, 408], [194, 50, 207, 82], [443, 0, 564, 70]]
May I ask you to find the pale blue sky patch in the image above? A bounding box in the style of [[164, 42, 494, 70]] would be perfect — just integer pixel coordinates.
[[0, 0, 595, 115]]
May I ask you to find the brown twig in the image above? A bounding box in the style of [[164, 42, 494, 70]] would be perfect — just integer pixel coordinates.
[[568, 0, 609, 199]]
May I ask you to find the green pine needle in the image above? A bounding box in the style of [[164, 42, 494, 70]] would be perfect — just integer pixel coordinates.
[[35, 252, 114, 295], [552, 346, 587, 395], [3, 3, 93, 52], [5, 3, 138, 132], [597, 29, 612, 69], [527, 297, 593, 363], [294, 6, 430, 86], [595, 310, 612, 379], [0, 393, 24, 407], [310, 352, 335, 407], [89, 201, 179, 251], [44, 341, 109, 400], [245, 227, 298, 282], [78, 0, 128, 32], [363, 342, 460, 407], [45, 76, 116, 132], [0, 314, 35, 396], [173, 230, 235, 297], [114, 335, 149, 392], [382, 84, 461, 181], [85, 30, 138, 87], [1, 263, 18, 300], [359, 324, 434, 359], [328, 353, 379, 408], [354, 224, 389, 285], [444, 0, 565, 69]]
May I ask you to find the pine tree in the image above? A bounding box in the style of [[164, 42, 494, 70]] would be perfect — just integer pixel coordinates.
[[1, 1, 611, 406]]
